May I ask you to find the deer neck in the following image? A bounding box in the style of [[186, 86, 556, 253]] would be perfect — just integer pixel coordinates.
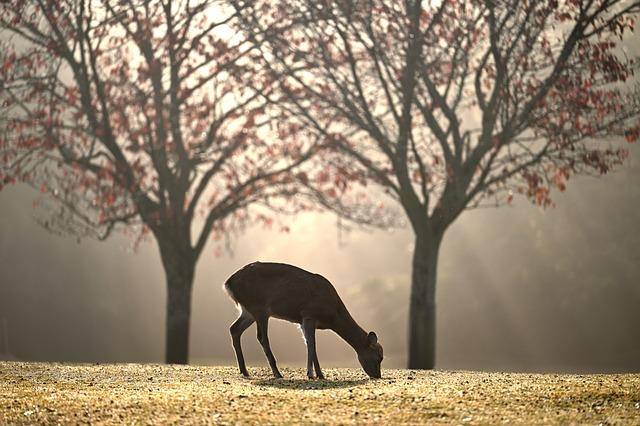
[[332, 308, 368, 351]]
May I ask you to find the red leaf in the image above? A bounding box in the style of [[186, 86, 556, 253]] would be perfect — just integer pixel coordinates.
[[317, 170, 330, 184], [2, 53, 16, 73], [624, 128, 639, 143], [296, 172, 308, 184], [66, 88, 77, 105]]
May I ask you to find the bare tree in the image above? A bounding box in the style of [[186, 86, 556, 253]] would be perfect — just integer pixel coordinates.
[[0, 0, 321, 364], [234, 0, 640, 369]]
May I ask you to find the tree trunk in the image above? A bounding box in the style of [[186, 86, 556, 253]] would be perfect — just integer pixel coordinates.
[[408, 230, 442, 370], [159, 240, 195, 365]]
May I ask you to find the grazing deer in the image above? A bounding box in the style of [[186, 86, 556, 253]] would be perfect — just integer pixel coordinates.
[[224, 262, 383, 379]]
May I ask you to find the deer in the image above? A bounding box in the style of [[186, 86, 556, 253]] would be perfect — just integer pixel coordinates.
[[224, 261, 383, 379]]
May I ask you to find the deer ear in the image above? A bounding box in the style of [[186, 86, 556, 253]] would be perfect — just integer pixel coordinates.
[[367, 331, 378, 345]]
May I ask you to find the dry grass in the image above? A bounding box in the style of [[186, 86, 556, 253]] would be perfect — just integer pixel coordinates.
[[1, 361, 639, 424]]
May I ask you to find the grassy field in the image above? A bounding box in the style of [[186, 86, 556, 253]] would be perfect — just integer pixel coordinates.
[[1, 362, 639, 424]]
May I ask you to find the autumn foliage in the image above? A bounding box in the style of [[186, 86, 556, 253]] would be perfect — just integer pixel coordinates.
[[236, 0, 639, 213], [0, 1, 327, 246]]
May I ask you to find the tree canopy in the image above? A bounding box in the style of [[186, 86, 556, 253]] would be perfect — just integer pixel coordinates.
[[0, 0, 327, 257]]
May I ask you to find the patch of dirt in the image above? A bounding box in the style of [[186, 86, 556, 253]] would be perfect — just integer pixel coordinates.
[[1, 362, 639, 424]]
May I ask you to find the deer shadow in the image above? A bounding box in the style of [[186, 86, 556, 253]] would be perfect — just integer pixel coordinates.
[[252, 377, 368, 390]]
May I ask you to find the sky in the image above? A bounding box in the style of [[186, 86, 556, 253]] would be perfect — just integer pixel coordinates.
[[1, 145, 639, 373]]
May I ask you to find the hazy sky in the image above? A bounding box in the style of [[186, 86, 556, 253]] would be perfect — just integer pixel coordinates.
[[1, 146, 639, 373]]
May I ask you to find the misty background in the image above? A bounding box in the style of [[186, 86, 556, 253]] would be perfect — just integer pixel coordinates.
[[1, 145, 639, 373]]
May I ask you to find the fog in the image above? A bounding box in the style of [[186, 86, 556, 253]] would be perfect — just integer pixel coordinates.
[[1, 147, 639, 373]]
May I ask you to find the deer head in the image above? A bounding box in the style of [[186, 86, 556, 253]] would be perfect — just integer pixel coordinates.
[[357, 331, 383, 378]]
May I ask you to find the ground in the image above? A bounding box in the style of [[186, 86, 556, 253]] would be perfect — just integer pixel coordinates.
[[1, 362, 639, 424]]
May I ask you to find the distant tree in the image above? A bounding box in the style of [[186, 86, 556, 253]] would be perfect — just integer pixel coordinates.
[[0, 0, 326, 364], [234, 0, 640, 369]]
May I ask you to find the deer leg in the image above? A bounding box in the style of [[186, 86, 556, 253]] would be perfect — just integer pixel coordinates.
[[256, 316, 283, 379], [302, 317, 324, 380], [301, 318, 315, 378], [229, 308, 255, 377]]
